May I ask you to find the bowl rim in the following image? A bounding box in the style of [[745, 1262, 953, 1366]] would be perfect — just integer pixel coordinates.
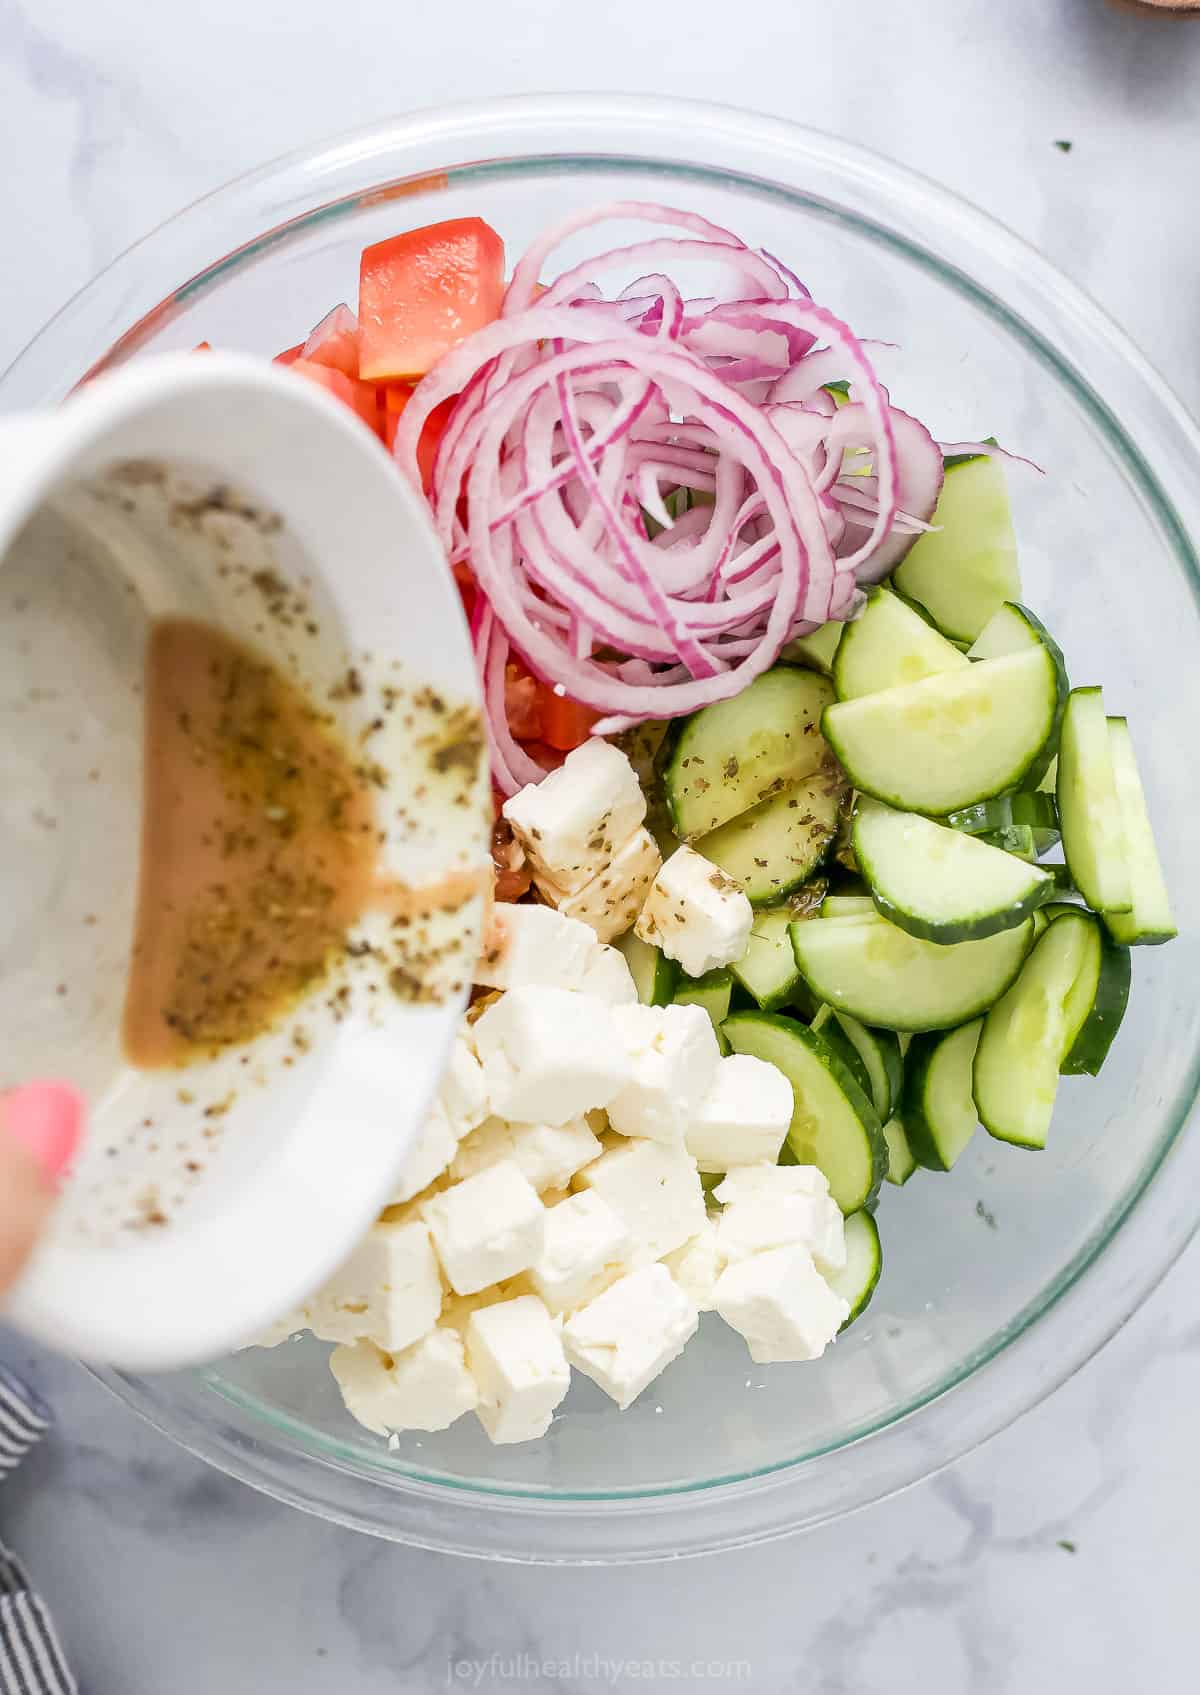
[[12, 92, 1198, 1560]]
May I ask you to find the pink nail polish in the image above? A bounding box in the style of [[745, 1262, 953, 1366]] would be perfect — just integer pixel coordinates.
[[1, 1081, 84, 1182]]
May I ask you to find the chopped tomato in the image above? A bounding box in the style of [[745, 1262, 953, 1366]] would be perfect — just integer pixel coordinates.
[[193, 340, 212, 352], [505, 664, 543, 742], [358, 218, 505, 382], [539, 688, 600, 752], [380, 388, 457, 490], [290, 359, 382, 436], [302, 304, 361, 378], [453, 562, 477, 620], [519, 740, 567, 773], [273, 344, 304, 366]]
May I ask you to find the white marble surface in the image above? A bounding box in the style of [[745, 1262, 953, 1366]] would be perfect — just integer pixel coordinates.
[[2, 0, 1199, 1688]]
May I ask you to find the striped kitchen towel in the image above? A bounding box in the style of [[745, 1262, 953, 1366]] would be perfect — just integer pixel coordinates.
[[0, 1368, 76, 1695]]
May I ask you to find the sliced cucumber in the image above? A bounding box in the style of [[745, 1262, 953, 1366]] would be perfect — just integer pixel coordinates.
[[973, 912, 1091, 1149], [781, 620, 843, 675], [830, 1012, 903, 1123], [900, 1019, 982, 1171], [823, 647, 1062, 816], [1057, 909, 1131, 1076], [891, 455, 1020, 643], [789, 911, 1034, 1032], [832, 588, 968, 701], [1056, 688, 1132, 915], [673, 967, 733, 1031], [695, 770, 841, 906], [822, 895, 878, 919], [979, 823, 1037, 861], [809, 1006, 875, 1104], [945, 792, 1060, 837], [965, 601, 1067, 785], [882, 1117, 918, 1186], [616, 930, 678, 1006], [853, 798, 1053, 942], [730, 906, 805, 1011], [1104, 718, 1176, 945], [825, 1210, 882, 1330], [722, 1011, 886, 1213], [664, 666, 835, 838]]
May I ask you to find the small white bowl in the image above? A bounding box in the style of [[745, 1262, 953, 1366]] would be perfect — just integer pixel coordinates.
[[0, 354, 488, 1370]]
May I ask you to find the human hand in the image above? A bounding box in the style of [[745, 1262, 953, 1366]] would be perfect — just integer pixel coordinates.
[[0, 1083, 83, 1297]]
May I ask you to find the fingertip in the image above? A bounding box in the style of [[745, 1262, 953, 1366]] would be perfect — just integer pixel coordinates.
[[0, 1081, 85, 1183]]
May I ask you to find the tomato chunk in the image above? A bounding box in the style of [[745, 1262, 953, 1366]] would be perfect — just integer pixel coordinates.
[[290, 359, 382, 436], [539, 688, 600, 752], [274, 344, 304, 366], [505, 664, 543, 742], [301, 304, 361, 378], [358, 218, 505, 382]]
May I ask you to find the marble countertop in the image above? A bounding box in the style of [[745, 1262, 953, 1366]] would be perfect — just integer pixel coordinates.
[[2, 1, 1199, 1688]]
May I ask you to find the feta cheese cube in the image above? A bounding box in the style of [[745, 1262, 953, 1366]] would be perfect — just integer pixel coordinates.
[[575, 1136, 706, 1264], [528, 1190, 632, 1315], [330, 1331, 479, 1435], [466, 1294, 571, 1444], [475, 904, 598, 993], [714, 1162, 831, 1205], [714, 1244, 849, 1362], [578, 943, 638, 1005], [438, 1032, 489, 1136], [562, 1264, 698, 1409], [607, 1003, 721, 1144], [473, 986, 632, 1124], [685, 1053, 793, 1171], [662, 1218, 725, 1312], [503, 738, 646, 894], [539, 828, 662, 943], [451, 1114, 602, 1192], [389, 1101, 459, 1205], [713, 1164, 846, 1274], [308, 1216, 443, 1353], [421, 1159, 545, 1296], [635, 845, 753, 977]]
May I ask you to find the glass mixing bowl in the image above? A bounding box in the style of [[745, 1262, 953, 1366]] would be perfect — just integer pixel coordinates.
[[5, 95, 1198, 1564]]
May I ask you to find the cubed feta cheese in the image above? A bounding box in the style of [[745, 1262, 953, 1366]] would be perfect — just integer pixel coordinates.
[[438, 1032, 489, 1136], [713, 1162, 831, 1205], [308, 1216, 443, 1353], [450, 1114, 602, 1192], [421, 1159, 545, 1296], [714, 1244, 849, 1362], [713, 1165, 846, 1274], [475, 904, 598, 993], [466, 1294, 571, 1444], [562, 1264, 698, 1409], [578, 943, 638, 1005], [607, 1003, 721, 1144], [389, 1101, 459, 1205], [635, 845, 753, 977], [539, 828, 662, 943], [473, 986, 632, 1124], [685, 1053, 793, 1171], [503, 738, 646, 894], [574, 1136, 706, 1263], [662, 1218, 725, 1312], [330, 1330, 479, 1435], [528, 1190, 632, 1315]]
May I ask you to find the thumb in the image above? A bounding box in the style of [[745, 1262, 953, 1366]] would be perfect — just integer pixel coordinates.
[[0, 1082, 84, 1296]]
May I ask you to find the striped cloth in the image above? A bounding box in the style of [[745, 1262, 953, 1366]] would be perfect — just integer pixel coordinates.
[[0, 1369, 76, 1695]]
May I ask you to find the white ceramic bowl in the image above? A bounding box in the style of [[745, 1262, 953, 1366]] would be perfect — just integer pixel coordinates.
[[0, 354, 488, 1369]]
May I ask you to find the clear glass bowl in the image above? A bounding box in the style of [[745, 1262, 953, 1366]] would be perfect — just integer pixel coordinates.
[[6, 95, 1198, 1564]]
